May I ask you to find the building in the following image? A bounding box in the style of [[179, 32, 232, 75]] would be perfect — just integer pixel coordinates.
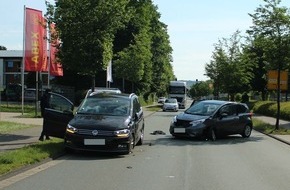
[[0, 50, 49, 91]]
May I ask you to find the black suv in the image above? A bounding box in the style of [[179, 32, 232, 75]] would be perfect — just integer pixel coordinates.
[[169, 100, 253, 141], [43, 92, 144, 154]]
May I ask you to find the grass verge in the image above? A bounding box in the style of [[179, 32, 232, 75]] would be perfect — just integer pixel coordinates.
[[0, 138, 64, 176], [253, 118, 290, 135], [0, 121, 37, 133]]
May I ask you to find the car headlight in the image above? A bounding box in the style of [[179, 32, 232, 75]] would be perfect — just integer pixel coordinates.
[[114, 129, 130, 137], [171, 116, 177, 124], [66, 124, 78, 134], [189, 119, 205, 126]]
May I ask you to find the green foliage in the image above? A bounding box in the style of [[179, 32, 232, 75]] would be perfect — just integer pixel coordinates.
[[46, 0, 132, 76], [251, 100, 290, 121], [253, 118, 290, 134], [205, 31, 252, 99], [189, 81, 213, 98], [0, 121, 37, 133], [0, 138, 64, 175], [235, 93, 242, 102]]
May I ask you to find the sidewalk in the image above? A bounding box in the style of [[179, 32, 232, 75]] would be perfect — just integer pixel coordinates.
[[1, 111, 290, 152], [0, 112, 43, 152], [253, 114, 290, 145]]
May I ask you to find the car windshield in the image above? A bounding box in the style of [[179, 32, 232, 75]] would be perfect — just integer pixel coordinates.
[[185, 101, 221, 116], [77, 96, 130, 116], [165, 98, 177, 103]]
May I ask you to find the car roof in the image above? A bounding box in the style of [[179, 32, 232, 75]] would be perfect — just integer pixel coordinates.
[[87, 92, 136, 99], [199, 100, 245, 106]]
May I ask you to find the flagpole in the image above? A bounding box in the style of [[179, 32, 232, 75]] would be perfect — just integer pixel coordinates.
[[47, 23, 51, 89], [21, 5, 26, 115]]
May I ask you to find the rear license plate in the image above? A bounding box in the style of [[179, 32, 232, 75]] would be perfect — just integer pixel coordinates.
[[174, 128, 185, 133], [84, 139, 105, 145]]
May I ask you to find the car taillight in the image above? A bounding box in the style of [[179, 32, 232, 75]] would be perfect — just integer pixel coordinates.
[[249, 112, 253, 118]]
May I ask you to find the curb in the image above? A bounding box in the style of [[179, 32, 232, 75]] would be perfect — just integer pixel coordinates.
[[255, 129, 290, 146]]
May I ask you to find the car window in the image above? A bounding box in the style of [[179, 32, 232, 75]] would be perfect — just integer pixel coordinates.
[[165, 98, 177, 103], [132, 97, 141, 114], [49, 93, 73, 113], [237, 104, 249, 114], [219, 104, 237, 116]]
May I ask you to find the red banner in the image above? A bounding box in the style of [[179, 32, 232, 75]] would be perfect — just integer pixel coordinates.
[[24, 8, 47, 71], [49, 23, 63, 76]]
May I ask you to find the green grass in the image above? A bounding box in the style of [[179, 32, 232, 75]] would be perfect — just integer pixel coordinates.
[[144, 104, 162, 112], [0, 121, 37, 133], [0, 138, 64, 176], [253, 118, 290, 135]]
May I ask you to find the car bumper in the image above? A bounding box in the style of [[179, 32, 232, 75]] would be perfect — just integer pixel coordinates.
[[169, 124, 206, 138], [163, 106, 178, 111], [64, 133, 131, 153]]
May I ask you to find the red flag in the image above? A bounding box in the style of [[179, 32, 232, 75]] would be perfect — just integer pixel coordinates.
[[49, 23, 63, 76], [24, 8, 47, 71]]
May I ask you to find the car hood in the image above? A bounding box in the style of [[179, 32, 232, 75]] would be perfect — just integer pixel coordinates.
[[176, 112, 210, 121], [69, 114, 131, 130]]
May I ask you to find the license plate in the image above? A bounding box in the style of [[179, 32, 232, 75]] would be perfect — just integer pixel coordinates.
[[84, 139, 105, 145], [174, 128, 185, 133]]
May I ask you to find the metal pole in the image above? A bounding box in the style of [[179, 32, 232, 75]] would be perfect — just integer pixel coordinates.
[[21, 5, 26, 115]]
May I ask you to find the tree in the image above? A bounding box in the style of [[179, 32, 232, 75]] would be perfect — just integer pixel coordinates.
[[113, 0, 174, 96], [247, 0, 290, 129], [205, 31, 252, 100], [0, 46, 7, 50], [189, 81, 213, 99], [45, 0, 132, 90], [242, 37, 268, 100]]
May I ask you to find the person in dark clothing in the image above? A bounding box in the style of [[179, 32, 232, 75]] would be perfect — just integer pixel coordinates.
[[39, 89, 51, 141]]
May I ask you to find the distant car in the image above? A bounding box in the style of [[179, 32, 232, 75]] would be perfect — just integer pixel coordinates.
[[163, 98, 179, 112], [158, 97, 166, 104], [24, 88, 44, 102], [169, 100, 253, 141], [85, 87, 121, 98], [4, 83, 22, 101], [43, 92, 144, 154]]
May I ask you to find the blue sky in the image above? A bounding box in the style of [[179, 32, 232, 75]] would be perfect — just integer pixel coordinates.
[[1, 0, 289, 81]]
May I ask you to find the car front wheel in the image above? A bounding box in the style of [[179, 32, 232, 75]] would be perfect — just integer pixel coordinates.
[[137, 127, 144, 145], [242, 125, 252, 138], [208, 128, 217, 141]]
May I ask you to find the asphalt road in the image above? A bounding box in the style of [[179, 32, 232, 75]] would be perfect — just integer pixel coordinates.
[[2, 110, 290, 190]]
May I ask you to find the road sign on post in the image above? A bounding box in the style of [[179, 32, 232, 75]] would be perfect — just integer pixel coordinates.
[[267, 70, 288, 91]]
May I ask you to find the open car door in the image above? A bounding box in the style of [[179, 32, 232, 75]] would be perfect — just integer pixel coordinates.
[[43, 92, 74, 138]]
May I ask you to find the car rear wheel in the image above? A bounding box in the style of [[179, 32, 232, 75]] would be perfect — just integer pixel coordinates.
[[208, 128, 217, 141], [242, 125, 252, 138]]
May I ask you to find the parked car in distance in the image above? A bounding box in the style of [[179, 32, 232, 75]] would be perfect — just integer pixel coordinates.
[[43, 92, 144, 154], [163, 98, 179, 112], [169, 100, 253, 141], [3, 83, 22, 101], [85, 87, 121, 98], [158, 97, 166, 104], [24, 88, 44, 102]]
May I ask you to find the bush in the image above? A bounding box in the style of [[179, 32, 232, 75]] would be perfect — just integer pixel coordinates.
[[251, 100, 290, 121]]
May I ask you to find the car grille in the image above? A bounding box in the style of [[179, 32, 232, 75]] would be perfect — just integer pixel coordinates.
[[77, 129, 114, 136], [175, 119, 191, 128]]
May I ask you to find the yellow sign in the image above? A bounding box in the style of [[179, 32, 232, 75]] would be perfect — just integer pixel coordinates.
[[267, 70, 288, 90]]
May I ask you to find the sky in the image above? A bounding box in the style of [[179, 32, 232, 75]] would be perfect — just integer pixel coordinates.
[[1, 0, 289, 81]]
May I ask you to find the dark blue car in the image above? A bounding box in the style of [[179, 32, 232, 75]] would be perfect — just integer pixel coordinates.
[[169, 100, 253, 141]]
